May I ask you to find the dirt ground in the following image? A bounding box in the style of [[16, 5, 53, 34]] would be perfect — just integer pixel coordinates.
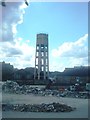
[[1, 92, 89, 118]]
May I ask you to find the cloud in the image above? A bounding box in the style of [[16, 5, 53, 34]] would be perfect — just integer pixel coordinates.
[[0, 38, 35, 68], [0, 42, 22, 57], [0, 33, 88, 71], [0, 2, 27, 42], [51, 34, 88, 71], [0, 2, 88, 71], [49, 60, 65, 72], [0, 1, 35, 69], [52, 34, 88, 58]]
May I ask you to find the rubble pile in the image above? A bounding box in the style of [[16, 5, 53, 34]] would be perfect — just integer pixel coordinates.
[[2, 103, 76, 112], [2, 80, 90, 99], [2, 80, 20, 93]]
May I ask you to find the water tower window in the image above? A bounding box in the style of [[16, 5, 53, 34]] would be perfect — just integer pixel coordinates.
[[36, 52, 38, 56], [46, 59, 48, 65], [42, 66, 44, 71], [41, 52, 44, 56], [46, 66, 48, 72], [45, 46, 47, 49], [37, 46, 39, 50], [36, 58, 38, 65]]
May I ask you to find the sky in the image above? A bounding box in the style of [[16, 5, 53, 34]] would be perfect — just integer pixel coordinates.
[[0, 1, 88, 72]]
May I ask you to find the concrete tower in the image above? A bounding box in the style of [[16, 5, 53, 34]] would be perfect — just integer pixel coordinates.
[[34, 33, 49, 80]]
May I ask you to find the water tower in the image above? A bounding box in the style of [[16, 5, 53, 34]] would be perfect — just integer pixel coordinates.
[[34, 33, 49, 80]]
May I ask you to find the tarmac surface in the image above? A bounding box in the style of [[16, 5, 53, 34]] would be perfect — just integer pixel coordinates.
[[1, 93, 89, 118]]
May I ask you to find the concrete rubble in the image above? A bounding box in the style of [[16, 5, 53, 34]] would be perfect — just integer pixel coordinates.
[[2, 80, 90, 99], [2, 103, 76, 112]]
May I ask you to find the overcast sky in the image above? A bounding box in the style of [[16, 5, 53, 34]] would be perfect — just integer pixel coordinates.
[[0, 1, 88, 71]]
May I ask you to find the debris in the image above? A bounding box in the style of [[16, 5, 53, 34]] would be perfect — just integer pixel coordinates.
[[2, 103, 76, 112], [2, 80, 90, 99]]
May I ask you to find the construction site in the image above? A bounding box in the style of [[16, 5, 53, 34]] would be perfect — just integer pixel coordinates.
[[0, 1, 89, 119], [1, 33, 89, 119]]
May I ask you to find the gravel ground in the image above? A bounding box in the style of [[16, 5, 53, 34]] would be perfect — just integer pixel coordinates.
[[2, 93, 88, 118]]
